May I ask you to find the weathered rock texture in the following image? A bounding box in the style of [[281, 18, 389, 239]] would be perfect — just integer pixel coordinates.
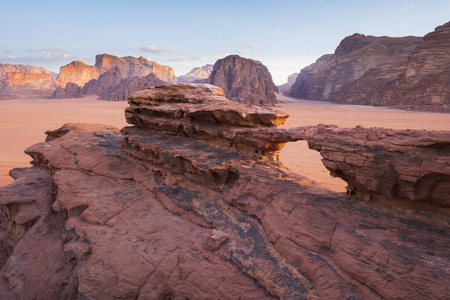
[[178, 64, 213, 83], [0, 84, 449, 299], [289, 125, 450, 207], [277, 72, 299, 94], [207, 55, 278, 106], [0, 62, 55, 79], [290, 21, 450, 111], [0, 72, 59, 98], [95, 54, 177, 83]]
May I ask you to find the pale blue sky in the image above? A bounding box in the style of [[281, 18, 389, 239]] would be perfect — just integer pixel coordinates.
[[1, 0, 449, 84]]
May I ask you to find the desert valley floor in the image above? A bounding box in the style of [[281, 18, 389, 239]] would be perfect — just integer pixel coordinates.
[[1, 94, 449, 190]]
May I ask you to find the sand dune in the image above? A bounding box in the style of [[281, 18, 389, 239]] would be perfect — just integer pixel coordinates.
[[1, 94, 449, 190]]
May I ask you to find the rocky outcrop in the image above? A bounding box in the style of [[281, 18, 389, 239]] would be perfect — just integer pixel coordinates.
[[0, 72, 59, 98], [95, 54, 177, 83], [0, 84, 449, 299], [288, 125, 450, 206], [290, 21, 450, 111], [57, 60, 101, 88], [0, 62, 55, 79], [178, 64, 213, 82], [50, 82, 82, 99], [82, 66, 123, 97], [101, 72, 166, 101], [277, 72, 299, 94], [207, 55, 278, 106]]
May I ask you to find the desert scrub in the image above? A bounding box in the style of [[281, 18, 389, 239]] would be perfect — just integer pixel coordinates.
[[73, 152, 79, 165]]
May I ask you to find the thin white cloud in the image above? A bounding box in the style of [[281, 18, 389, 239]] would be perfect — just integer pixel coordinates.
[[7, 55, 17, 59], [236, 45, 261, 54], [167, 53, 228, 63], [27, 47, 67, 53], [139, 45, 178, 55], [269, 29, 282, 34]]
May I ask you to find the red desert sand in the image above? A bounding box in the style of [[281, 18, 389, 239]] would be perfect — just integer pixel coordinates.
[[1, 94, 449, 190]]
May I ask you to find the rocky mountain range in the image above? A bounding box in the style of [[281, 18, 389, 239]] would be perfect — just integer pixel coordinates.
[[1, 84, 448, 299], [178, 64, 213, 83], [289, 21, 450, 111], [206, 55, 278, 105]]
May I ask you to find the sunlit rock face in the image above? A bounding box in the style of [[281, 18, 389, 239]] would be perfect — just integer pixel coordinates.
[[0, 62, 54, 79], [290, 21, 450, 111], [0, 72, 59, 98], [57, 60, 101, 87], [207, 55, 279, 106], [95, 54, 177, 83], [0, 84, 449, 299]]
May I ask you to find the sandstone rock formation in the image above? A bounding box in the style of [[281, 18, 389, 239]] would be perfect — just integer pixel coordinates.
[[0, 72, 59, 98], [0, 62, 55, 79], [0, 84, 449, 299], [288, 124, 450, 207], [57, 60, 101, 88], [289, 22, 450, 111], [207, 55, 278, 106], [95, 54, 177, 83], [277, 72, 299, 94], [178, 64, 213, 83]]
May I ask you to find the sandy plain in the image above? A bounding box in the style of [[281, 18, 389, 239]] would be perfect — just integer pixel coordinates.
[[1, 95, 449, 192]]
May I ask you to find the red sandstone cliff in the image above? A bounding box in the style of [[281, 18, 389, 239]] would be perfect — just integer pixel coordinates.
[[289, 21, 450, 111]]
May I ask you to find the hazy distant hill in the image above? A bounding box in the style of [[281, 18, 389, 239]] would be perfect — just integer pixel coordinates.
[[290, 21, 450, 111], [178, 64, 213, 83], [277, 72, 299, 94]]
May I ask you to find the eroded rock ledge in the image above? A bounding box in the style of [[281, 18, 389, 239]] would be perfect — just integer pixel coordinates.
[[0, 84, 449, 299]]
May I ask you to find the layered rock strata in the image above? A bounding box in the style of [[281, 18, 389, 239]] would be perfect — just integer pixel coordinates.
[[289, 125, 450, 207], [290, 21, 450, 111], [207, 55, 278, 106], [0, 84, 449, 299]]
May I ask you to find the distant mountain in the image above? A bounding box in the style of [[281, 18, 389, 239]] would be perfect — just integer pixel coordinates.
[[289, 21, 450, 111], [277, 73, 299, 94], [0, 63, 56, 79], [95, 54, 177, 83], [0, 72, 59, 98], [52, 66, 166, 101], [178, 64, 213, 83], [57, 60, 101, 88], [207, 55, 278, 106]]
